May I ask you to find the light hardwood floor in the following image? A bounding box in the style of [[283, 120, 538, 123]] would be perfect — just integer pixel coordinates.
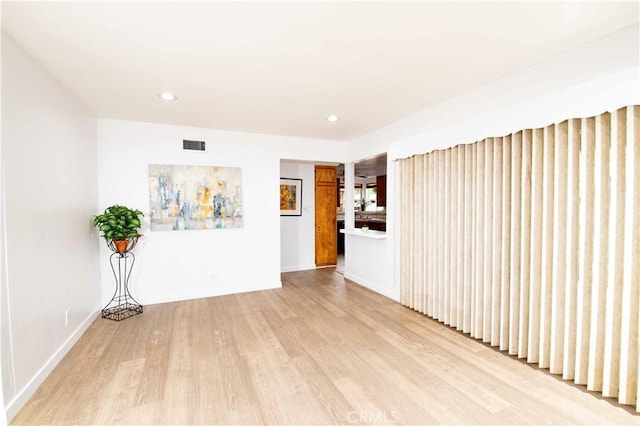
[[12, 268, 638, 425]]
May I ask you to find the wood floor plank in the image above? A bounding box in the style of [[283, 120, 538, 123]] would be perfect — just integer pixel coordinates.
[[11, 268, 639, 425], [289, 353, 356, 424], [192, 357, 227, 425], [94, 358, 146, 425]]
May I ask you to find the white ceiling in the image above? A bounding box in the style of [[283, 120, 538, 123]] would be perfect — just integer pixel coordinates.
[[2, 1, 638, 141]]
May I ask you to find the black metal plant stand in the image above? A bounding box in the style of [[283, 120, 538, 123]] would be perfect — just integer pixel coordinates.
[[102, 238, 143, 321]]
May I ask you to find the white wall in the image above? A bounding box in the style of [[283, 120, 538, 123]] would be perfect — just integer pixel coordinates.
[[98, 120, 346, 305], [280, 161, 315, 272], [385, 65, 640, 163], [344, 234, 393, 299], [351, 23, 640, 162], [1, 35, 100, 420], [0, 24, 8, 426]]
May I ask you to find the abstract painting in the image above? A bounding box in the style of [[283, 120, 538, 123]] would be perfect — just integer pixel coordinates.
[[280, 178, 302, 216], [148, 164, 243, 231]]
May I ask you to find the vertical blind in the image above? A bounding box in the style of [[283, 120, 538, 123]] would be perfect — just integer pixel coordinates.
[[398, 105, 639, 411]]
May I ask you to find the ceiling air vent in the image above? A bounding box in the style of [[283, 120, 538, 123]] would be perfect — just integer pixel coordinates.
[[183, 139, 206, 151]]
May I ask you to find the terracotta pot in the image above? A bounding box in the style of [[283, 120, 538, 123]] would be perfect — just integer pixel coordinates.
[[113, 240, 129, 254]]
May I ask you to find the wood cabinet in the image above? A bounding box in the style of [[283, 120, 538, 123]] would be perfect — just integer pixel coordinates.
[[376, 175, 387, 207], [315, 166, 337, 267], [355, 221, 386, 232]]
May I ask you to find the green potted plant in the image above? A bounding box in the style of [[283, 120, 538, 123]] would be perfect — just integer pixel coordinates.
[[93, 205, 144, 253]]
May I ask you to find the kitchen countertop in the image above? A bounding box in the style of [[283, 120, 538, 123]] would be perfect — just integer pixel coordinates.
[[340, 228, 387, 239], [337, 216, 386, 223]]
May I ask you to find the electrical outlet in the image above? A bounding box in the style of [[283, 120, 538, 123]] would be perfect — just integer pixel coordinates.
[[65, 309, 70, 326]]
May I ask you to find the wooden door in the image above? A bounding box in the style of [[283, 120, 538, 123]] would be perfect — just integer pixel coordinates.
[[315, 165, 337, 267]]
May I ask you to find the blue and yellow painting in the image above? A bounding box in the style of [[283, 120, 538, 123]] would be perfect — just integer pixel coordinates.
[[148, 164, 243, 231]]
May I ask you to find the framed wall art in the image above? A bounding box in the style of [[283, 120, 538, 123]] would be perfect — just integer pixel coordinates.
[[280, 178, 302, 216], [148, 164, 243, 231]]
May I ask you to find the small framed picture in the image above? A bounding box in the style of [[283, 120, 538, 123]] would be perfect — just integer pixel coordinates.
[[280, 178, 302, 216]]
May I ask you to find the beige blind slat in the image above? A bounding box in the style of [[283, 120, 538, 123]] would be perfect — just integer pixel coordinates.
[[474, 142, 484, 339], [483, 140, 494, 342], [436, 151, 445, 320], [463, 144, 473, 334], [540, 125, 555, 369], [575, 118, 595, 384], [443, 150, 452, 325], [588, 112, 611, 393], [602, 109, 625, 398], [450, 148, 460, 328], [563, 119, 580, 381], [508, 133, 520, 355], [519, 129, 532, 359], [528, 128, 544, 364], [456, 146, 466, 330], [550, 121, 568, 375], [500, 136, 519, 353], [491, 137, 504, 347], [428, 154, 436, 317]]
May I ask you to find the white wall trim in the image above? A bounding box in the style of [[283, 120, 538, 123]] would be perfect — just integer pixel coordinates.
[[142, 281, 282, 306], [344, 272, 398, 301], [1, 170, 16, 413], [280, 264, 317, 273], [4, 307, 101, 422], [0, 27, 8, 426]]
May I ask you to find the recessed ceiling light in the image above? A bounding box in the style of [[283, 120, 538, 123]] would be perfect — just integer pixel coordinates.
[[326, 114, 340, 122], [158, 92, 177, 101]]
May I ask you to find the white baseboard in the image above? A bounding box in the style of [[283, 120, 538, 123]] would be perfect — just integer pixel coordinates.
[[280, 264, 317, 273], [142, 281, 282, 305], [5, 306, 101, 422], [343, 272, 398, 301]]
